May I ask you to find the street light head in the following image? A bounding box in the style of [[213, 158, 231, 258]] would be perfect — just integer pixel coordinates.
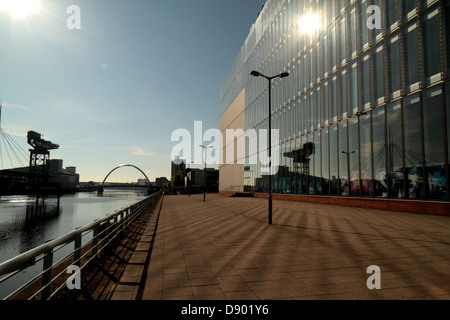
[[280, 72, 290, 78], [250, 71, 261, 77]]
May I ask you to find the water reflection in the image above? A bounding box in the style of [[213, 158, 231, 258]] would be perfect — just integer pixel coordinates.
[[0, 191, 146, 264]]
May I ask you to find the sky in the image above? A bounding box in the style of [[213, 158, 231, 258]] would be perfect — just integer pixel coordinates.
[[0, 0, 267, 182]]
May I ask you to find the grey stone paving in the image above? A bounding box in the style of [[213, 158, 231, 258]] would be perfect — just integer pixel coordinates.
[[111, 194, 450, 300]]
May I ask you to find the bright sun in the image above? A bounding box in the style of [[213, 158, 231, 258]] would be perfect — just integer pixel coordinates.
[[298, 13, 321, 35], [0, 0, 40, 17]]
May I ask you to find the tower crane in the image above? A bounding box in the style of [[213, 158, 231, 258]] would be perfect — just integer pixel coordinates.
[[27, 131, 59, 184]]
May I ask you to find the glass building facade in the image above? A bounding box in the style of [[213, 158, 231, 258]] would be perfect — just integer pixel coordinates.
[[220, 0, 450, 202]]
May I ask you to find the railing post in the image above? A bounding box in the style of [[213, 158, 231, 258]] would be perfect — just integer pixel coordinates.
[[92, 226, 99, 257], [113, 215, 118, 237], [42, 250, 53, 300], [120, 211, 124, 233], [74, 235, 82, 267]]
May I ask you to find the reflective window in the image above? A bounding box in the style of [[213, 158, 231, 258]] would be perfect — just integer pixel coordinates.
[[386, 101, 404, 198], [294, 137, 301, 194], [358, 0, 369, 52], [421, 7, 441, 84], [330, 75, 338, 122], [286, 141, 293, 194], [348, 117, 359, 196], [349, 61, 358, 114], [322, 127, 330, 195], [330, 124, 339, 195], [360, 54, 371, 109], [403, 22, 420, 92], [308, 132, 315, 194], [339, 121, 349, 196], [315, 86, 321, 129], [308, 48, 313, 88], [387, 34, 401, 99], [320, 32, 328, 78], [423, 86, 446, 200], [369, 0, 382, 43], [347, 6, 357, 59], [319, 0, 328, 31], [403, 93, 423, 199], [329, 23, 337, 71], [290, 102, 295, 140], [281, 143, 286, 193], [314, 130, 322, 195], [338, 68, 347, 120], [327, 0, 336, 27], [445, 0, 450, 76], [305, 51, 311, 90], [359, 112, 373, 196], [314, 40, 320, 83], [372, 106, 387, 197], [321, 81, 329, 125], [302, 95, 307, 134], [298, 135, 307, 194], [298, 59, 304, 94], [402, 0, 416, 21], [337, 16, 346, 66], [446, 82, 450, 173], [308, 91, 314, 132], [372, 45, 385, 105], [385, 0, 398, 31], [296, 98, 302, 136]]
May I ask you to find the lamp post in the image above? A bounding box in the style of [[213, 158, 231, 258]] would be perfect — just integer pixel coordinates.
[[200, 145, 213, 202], [250, 70, 289, 225]]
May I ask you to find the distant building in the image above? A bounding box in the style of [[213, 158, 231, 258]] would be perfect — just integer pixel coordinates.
[[186, 168, 219, 193], [137, 179, 150, 186], [171, 156, 186, 178], [0, 159, 79, 190], [155, 177, 169, 188], [47, 159, 79, 188]]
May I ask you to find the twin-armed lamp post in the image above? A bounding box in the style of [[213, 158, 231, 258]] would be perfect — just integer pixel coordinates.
[[250, 70, 289, 225]]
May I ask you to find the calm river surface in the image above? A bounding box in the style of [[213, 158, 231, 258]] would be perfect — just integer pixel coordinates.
[[0, 190, 147, 265]]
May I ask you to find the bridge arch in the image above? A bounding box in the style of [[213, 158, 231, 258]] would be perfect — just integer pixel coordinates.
[[101, 164, 150, 186]]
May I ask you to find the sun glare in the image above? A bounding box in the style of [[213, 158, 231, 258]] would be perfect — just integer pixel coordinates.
[[0, 0, 40, 17], [298, 13, 321, 35]]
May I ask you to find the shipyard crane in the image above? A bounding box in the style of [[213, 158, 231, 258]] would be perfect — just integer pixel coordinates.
[[284, 142, 315, 177], [27, 130, 59, 184]]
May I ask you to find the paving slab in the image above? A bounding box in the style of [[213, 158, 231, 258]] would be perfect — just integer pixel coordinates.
[[113, 193, 450, 300]]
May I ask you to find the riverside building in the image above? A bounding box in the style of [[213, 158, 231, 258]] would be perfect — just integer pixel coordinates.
[[219, 0, 450, 214]]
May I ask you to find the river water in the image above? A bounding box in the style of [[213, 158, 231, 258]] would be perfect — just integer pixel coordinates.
[[0, 190, 147, 265], [0, 190, 148, 299]]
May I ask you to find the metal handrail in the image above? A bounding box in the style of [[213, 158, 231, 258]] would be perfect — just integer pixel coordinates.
[[0, 191, 161, 300]]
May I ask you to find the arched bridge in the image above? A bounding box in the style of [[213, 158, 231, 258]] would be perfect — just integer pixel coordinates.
[[97, 164, 160, 195]]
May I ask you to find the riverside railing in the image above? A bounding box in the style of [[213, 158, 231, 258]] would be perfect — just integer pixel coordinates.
[[0, 191, 161, 300]]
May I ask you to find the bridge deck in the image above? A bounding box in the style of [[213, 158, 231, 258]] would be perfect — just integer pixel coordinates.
[[109, 193, 450, 300]]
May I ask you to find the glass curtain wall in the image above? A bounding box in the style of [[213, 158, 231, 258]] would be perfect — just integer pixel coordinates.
[[221, 0, 449, 202]]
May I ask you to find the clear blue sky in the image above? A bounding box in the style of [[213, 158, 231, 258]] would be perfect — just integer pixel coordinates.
[[0, 0, 266, 182]]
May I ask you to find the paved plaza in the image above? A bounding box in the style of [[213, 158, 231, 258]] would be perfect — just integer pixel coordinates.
[[111, 194, 450, 300]]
